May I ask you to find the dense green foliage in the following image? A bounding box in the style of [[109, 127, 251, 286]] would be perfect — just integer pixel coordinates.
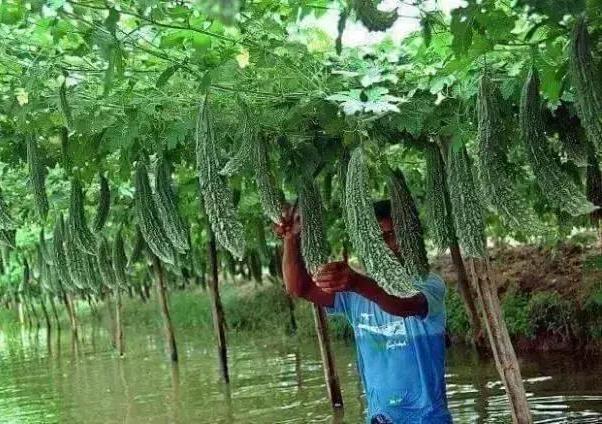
[[0, 0, 601, 323]]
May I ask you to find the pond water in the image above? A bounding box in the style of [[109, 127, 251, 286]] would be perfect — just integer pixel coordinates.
[[0, 323, 601, 423]]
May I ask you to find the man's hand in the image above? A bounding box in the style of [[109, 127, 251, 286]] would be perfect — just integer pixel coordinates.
[[313, 261, 357, 293], [273, 203, 301, 239]]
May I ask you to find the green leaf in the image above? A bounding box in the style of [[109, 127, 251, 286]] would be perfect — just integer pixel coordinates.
[[450, 9, 473, 56]]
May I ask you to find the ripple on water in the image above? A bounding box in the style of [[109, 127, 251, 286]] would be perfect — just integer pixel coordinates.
[[0, 326, 601, 423]]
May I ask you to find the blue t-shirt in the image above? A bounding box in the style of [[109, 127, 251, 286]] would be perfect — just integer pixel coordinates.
[[327, 274, 452, 423]]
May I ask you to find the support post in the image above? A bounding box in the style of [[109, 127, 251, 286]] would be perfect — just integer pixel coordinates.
[[312, 305, 343, 409], [468, 258, 532, 424], [152, 255, 178, 363], [207, 229, 229, 383]]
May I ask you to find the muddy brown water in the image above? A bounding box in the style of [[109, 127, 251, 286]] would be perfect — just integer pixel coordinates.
[[1, 324, 601, 423]]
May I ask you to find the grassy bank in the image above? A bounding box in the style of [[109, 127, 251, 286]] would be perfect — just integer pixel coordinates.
[[2, 253, 601, 353], [3, 246, 599, 348]]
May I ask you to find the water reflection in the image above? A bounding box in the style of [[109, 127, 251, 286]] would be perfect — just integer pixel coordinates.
[[0, 324, 601, 423]]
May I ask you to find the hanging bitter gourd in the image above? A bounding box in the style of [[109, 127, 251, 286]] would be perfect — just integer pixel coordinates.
[[586, 152, 602, 223], [97, 237, 116, 289], [352, 0, 397, 32], [0, 188, 17, 230], [52, 213, 75, 291], [346, 148, 418, 297], [219, 101, 254, 177], [134, 161, 175, 265], [112, 229, 129, 289], [424, 143, 456, 251], [155, 157, 189, 253], [64, 225, 88, 290], [476, 74, 544, 234], [26, 137, 49, 221], [68, 178, 97, 255], [388, 169, 429, 279], [93, 173, 111, 232], [520, 69, 596, 216], [299, 179, 330, 275], [0, 230, 15, 249], [569, 16, 602, 151], [447, 145, 486, 258], [196, 95, 246, 258], [128, 226, 146, 267], [256, 136, 284, 223]]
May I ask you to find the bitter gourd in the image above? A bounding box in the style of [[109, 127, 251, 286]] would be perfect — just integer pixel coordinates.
[[26, 137, 49, 221], [520, 69, 596, 216], [155, 157, 189, 253], [569, 16, 602, 152], [446, 145, 486, 258], [196, 95, 246, 258], [346, 148, 418, 297], [93, 173, 111, 232], [476, 74, 544, 233], [389, 169, 429, 278], [134, 161, 175, 265]]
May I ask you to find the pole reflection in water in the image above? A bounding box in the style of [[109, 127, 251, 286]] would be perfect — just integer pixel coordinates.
[[0, 324, 601, 423]]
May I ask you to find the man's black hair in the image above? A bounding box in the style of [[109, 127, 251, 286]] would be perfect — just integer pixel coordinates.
[[373, 199, 391, 221]]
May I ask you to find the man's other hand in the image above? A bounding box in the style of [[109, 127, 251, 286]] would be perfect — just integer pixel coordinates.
[[273, 203, 301, 239], [313, 261, 356, 293]]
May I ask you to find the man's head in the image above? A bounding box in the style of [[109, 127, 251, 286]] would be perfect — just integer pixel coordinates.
[[374, 200, 398, 254]]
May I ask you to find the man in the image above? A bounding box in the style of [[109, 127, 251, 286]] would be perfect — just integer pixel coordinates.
[[275, 200, 452, 424]]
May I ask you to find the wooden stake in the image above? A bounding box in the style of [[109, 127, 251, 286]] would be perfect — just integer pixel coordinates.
[[115, 289, 125, 357], [449, 243, 487, 352], [153, 255, 178, 363], [312, 305, 343, 409], [468, 257, 532, 424], [208, 229, 229, 383]]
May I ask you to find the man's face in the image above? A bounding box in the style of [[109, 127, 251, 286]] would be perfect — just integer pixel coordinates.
[[378, 216, 399, 254]]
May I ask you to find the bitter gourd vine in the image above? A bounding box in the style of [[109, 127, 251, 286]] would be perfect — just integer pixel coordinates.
[[424, 143, 456, 251], [569, 16, 602, 152], [346, 147, 418, 297], [26, 137, 49, 221], [93, 173, 111, 232], [134, 161, 175, 265], [299, 179, 330, 275], [388, 169, 429, 279], [68, 178, 97, 255], [352, 0, 397, 32], [155, 156, 190, 253], [476, 74, 544, 234], [520, 69, 596, 217], [447, 145, 486, 258], [0, 188, 17, 230], [196, 95, 246, 258]]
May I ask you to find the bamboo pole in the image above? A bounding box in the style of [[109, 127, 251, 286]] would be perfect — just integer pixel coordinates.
[[152, 255, 178, 363], [312, 305, 343, 409], [468, 258, 532, 424], [207, 229, 229, 383], [115, 289, 125, 357]]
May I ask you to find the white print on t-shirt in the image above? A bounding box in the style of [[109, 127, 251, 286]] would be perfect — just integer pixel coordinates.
[[356, 315, 409, 350]]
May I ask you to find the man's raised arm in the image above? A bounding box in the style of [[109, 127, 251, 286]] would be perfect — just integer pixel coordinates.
[[314, 262, 427, 318], [276, 206, 335, 308]]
